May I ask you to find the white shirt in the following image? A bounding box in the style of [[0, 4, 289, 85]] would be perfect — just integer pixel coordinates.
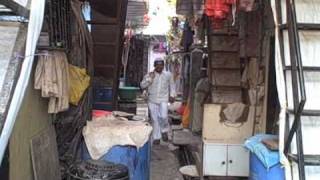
[[140, 71, 176, 103]]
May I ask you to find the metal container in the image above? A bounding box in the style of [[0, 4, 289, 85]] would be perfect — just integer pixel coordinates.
[[118, 87, 139, 101]]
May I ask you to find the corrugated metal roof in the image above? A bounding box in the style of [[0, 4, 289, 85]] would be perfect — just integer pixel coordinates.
[[126, 0, 148, 25], [0, 0, 29, 17], [0, 22, 26, 134]]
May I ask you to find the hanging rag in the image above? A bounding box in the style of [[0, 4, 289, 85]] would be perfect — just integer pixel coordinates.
[[34, 50, 70, 113], [220, 102, 249, 123], [69, 64, 90, 106]]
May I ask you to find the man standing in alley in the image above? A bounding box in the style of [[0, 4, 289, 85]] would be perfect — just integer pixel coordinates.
[[140, 58, 176, 145]]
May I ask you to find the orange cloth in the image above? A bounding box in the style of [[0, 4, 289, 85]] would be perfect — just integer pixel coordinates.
[[182, 100, 191, 128]]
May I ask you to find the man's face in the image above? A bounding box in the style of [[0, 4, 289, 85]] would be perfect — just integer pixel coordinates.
[[154, 64, 164, 73]]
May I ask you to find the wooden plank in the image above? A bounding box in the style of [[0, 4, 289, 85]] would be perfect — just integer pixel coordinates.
[[190, 50, 203, 132], [209, 36, 239, 52], [30, 126, 61, 180], [261, 36, 271, 133], [210, 52, 240, 69], [202, 104, 254, 144], [211, 89, 242, 104], [211, 70, 241, 86]]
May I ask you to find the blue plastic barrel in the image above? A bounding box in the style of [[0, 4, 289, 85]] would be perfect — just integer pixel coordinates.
[[93, 87, 113, 102], [81, 142, 150, 180], [250, 153, 285, 180]]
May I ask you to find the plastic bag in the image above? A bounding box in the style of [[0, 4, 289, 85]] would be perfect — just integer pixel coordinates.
[[69, 64, 90, 105]]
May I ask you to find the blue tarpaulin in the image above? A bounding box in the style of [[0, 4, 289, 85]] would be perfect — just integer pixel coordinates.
[[82, 142, 150, 180], [244, 134, 280, 169]]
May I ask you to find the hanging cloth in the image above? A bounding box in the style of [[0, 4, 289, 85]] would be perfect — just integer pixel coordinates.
[[34, 51, 70, 113], [205, 0, 237, 29]]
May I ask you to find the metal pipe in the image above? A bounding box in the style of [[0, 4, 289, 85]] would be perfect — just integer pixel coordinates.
[[0, 0, 46, 164]]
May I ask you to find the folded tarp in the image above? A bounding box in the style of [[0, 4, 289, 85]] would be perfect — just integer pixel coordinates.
[[245, 134, 280, 169]]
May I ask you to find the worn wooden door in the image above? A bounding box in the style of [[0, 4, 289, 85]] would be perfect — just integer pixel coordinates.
[[89, 0, 128, 108]]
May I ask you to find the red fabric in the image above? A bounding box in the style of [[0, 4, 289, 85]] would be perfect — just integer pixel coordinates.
[[92, 110, 112, 118], [205, 0, 237, 29], [177, 105, 185, 115]]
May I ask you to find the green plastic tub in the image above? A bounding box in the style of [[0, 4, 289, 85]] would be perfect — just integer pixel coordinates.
[[118, 87, 140, 100]]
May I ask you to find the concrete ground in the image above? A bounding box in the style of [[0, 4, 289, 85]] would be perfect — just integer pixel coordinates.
[[151, 142, 184, 180]]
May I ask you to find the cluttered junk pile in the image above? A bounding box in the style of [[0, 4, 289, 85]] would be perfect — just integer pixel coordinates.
[[31, 1, 154, 179], [34, 50, 152, 180]]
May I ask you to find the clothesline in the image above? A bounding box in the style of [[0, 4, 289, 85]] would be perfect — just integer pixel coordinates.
[[14, 52, 50, 59], [14, 48, 67, 59]]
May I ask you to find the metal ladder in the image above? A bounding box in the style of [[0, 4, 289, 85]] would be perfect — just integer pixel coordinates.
[[275, 0, 320, 179]]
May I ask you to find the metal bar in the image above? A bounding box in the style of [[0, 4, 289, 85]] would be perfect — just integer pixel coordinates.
[[280, 23, 320, 30], [284, 0, 299, 155], [58, 0, 63, 46], [289, 154, 320, 166], [284, 0, 295, 149], [62, 0, 67, 48], [284, 66, 320, 71], [47, 0, 54, 47], [284, 0, 307, 179], [66, 0, 71, 49], [296, 117, 306, 180], [291, 0, 307, 106], [53, 0, 58, 46], [288, 109, 320, 116]]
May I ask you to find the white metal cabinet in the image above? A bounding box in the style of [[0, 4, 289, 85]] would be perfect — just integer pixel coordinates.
[[203, 144, 227, 176], [203, 142, 249, 177], [227, 145, 250, 177]]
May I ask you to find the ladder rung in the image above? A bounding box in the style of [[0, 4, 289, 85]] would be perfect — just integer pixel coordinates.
[[284, 66, 320, 72], [279, 23, 320, 31], [288, 154, 320, 166], [287, 109, 320, 117]]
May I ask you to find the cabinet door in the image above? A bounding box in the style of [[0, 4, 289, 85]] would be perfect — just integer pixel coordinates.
[[203, 144, 227, 176], [227, 145, 249, 177]]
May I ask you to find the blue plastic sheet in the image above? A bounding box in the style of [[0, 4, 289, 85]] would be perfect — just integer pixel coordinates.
[[244, 134, 280, 169], [82, 142, 150, 180]]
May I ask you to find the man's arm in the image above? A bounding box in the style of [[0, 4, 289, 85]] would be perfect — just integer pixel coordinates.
[[169, 72, 176, 101], [140, 73, 153, 89]]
